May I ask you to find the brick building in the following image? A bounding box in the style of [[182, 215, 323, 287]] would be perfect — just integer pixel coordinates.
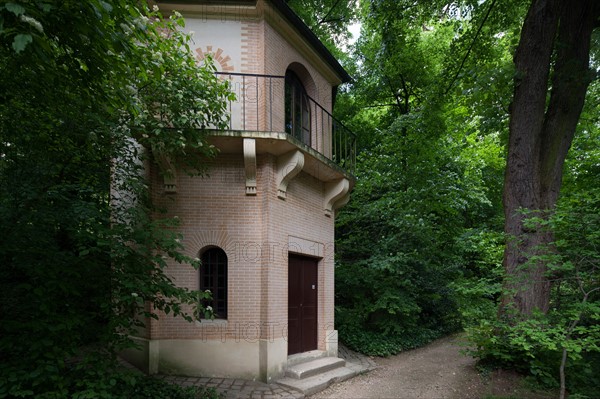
[[123, 0, 356, 383]]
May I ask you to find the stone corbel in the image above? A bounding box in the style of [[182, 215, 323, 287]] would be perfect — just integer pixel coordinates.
[[276, 150, 304, 199], [157, 154, 177, 194], [243, 138, 257, 195], [324, 178, 350, 217], [333, 191, 351, 211]]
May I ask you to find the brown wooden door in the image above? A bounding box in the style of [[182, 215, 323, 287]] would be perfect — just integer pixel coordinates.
[[288, 254, 318, 355]]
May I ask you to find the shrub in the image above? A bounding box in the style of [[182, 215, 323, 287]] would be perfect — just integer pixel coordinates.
[[468, 188, 600, 397]]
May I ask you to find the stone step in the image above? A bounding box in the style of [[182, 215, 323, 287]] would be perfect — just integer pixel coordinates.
[[286, 350, 327, 367], [286, 357, 346, 380], [277, 366, 356, 396]]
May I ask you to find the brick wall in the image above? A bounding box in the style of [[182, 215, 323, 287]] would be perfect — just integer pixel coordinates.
[[145, 0, 342, 364], [150, 151, 335, 351]]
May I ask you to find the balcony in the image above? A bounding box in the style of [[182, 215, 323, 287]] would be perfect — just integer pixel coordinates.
[[210, 72, 356, 177]]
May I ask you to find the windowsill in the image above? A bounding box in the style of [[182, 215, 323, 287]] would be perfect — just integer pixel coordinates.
[[195, 318, 228, 327]]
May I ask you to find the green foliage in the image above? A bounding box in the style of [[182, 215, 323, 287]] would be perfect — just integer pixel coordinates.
[[332, 2, 600, 398], [335, 105, 504, 355], [466, 74, 600, 396], [1, 356, 222, 399], [469, 313, 600, 396], [334, 0, 509, 357], [469, 186, 600, 396], [0, 1, 229, 397], [450, 229, 504, 324], [286, 0, 357, 57], [458, 4, 600, 399]]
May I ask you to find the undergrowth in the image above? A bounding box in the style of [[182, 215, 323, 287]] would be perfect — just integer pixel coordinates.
[[0, 356, 222, 399], [339, 327, 448, 357]]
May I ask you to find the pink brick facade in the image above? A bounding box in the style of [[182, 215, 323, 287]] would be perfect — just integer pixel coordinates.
[[122, 0, 353, 381], [148, 154, 335, 339]]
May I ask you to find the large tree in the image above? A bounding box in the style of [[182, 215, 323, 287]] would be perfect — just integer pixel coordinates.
[[502, 0, 600, 316]]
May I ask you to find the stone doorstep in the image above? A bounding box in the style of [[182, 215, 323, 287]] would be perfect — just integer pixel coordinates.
[[276, 365, 356, 396], [285, 357, 346, 380], [286, 350, 327, 367]]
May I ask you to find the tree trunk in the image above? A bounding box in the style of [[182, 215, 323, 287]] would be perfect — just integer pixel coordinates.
[[501, 0, 599, 316]]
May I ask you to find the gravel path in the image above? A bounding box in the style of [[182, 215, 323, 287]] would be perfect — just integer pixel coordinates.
[[311, 334, 555, 399]]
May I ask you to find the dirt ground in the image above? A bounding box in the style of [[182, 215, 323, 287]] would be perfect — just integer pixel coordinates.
[[311, 334, 556, 399]]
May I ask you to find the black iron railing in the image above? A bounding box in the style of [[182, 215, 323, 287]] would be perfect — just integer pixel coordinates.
[[216, 72, 356, 174]]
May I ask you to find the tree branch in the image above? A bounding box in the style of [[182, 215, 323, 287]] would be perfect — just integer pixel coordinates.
[[539, 0, 600, 208], [318, 0, 344, 26], [443, 0, 499, 96]]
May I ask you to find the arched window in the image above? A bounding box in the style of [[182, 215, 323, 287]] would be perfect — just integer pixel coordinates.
[[200, 247, 227, 318], [285, 70, 311, 146]]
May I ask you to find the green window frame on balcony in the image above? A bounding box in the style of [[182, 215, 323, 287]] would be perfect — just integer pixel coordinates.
[[285, 70, 311, 146]]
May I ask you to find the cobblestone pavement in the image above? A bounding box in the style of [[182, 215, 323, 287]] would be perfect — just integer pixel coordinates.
[[161, 345, 376, 399], [161, 375, 304, 399]]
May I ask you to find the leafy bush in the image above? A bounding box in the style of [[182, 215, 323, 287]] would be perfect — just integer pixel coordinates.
[[0, 1, 230, 397], [338, 319, 444, 357], [468, 188, 600, 397], [1, 356, 222, 399], [335, 254, 460, 356], [450, 229, 504, 326], [333, 98, 506, 355]]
